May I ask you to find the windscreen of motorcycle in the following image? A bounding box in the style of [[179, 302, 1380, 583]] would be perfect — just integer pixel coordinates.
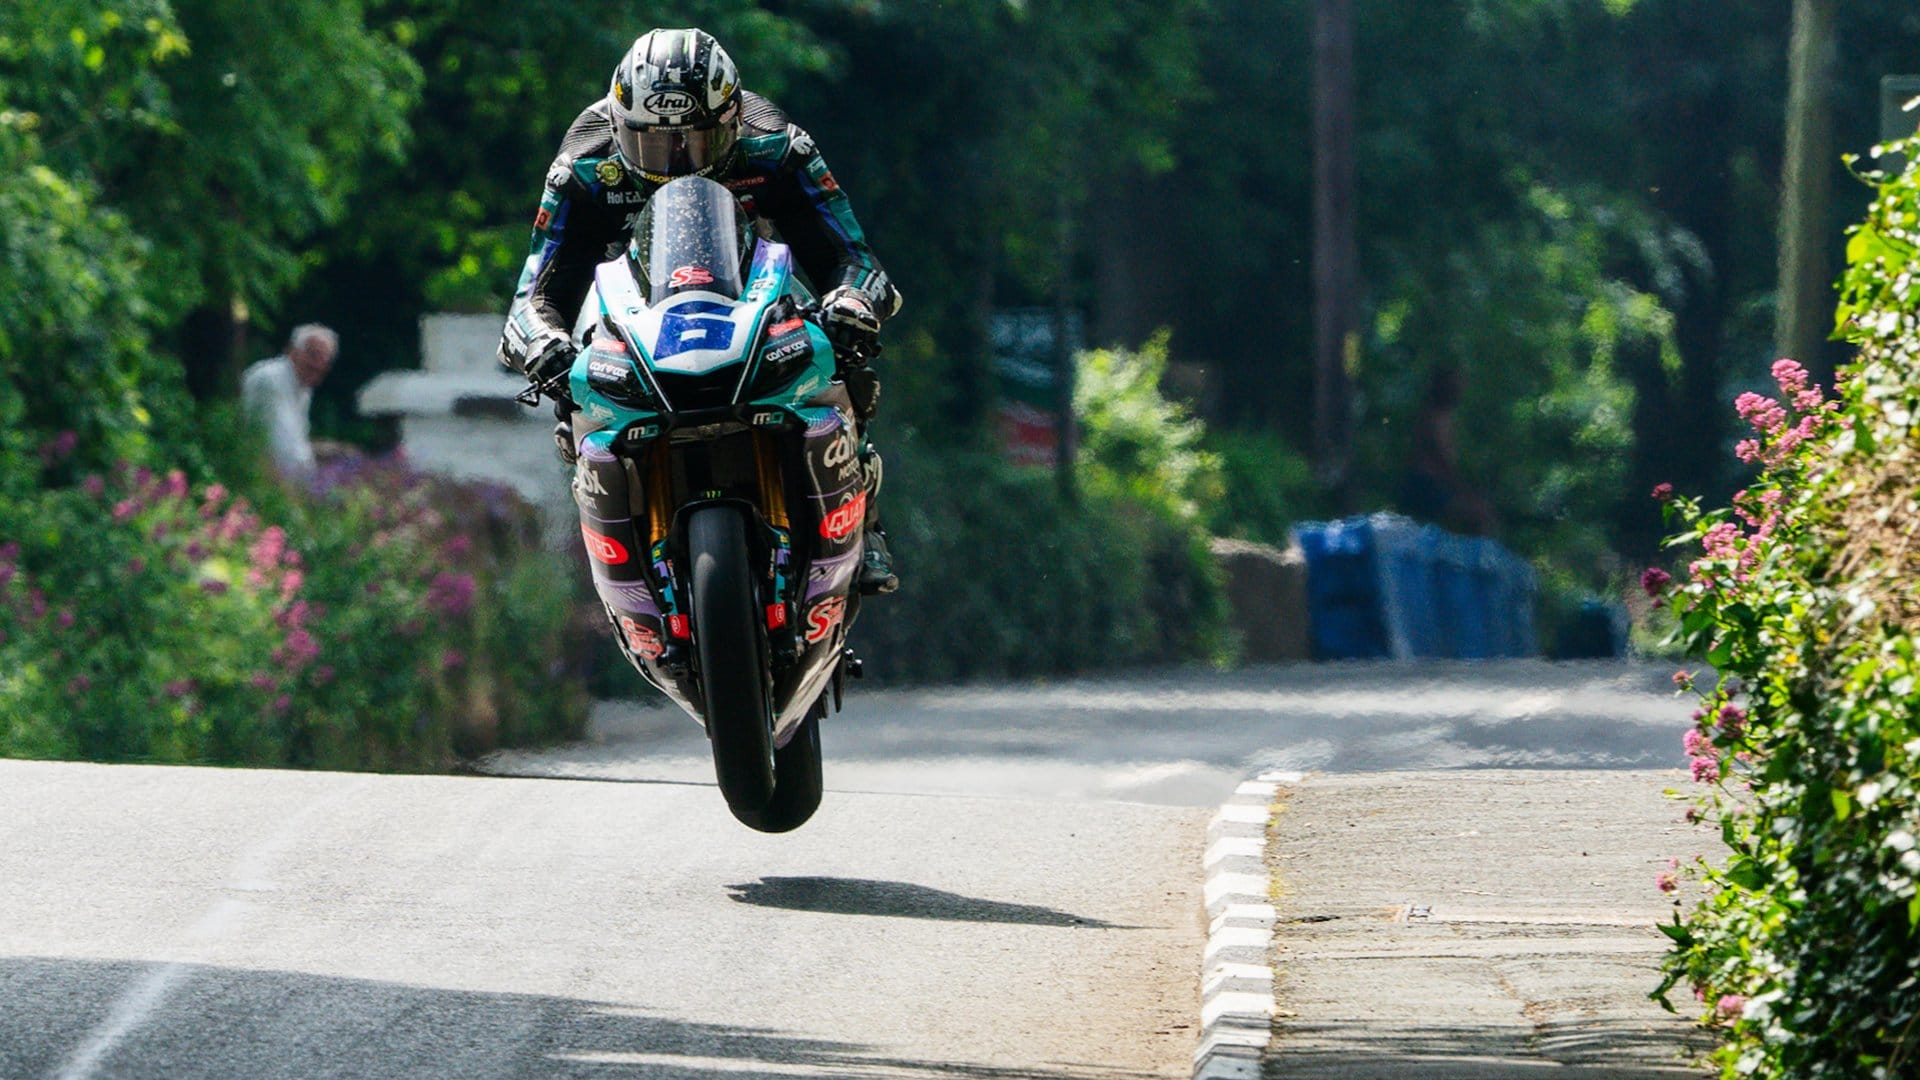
[[632, 176, 752, 304]]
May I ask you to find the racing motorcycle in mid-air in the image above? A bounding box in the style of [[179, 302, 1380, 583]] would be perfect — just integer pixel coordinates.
[[520, 176, 873, 833]]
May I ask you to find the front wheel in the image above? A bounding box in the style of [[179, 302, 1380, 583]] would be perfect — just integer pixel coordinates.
[[688, 506, 776, 814], [730, 696, 825, 833]]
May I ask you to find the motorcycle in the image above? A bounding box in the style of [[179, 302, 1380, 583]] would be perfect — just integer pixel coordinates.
[[521, 176, 872, 833]]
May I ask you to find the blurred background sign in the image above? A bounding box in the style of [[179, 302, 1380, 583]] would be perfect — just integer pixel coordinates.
[[991, 308, 1081, 469]]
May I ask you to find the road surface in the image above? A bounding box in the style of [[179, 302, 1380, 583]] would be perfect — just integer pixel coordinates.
[[0, 660, 1692, 1078]]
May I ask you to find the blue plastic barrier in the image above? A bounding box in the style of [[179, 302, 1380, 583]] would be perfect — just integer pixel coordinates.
[[1290, 514, 1538, 660]]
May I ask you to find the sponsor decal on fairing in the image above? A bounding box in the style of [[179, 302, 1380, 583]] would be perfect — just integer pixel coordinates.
[[804, 596, 845, 644]]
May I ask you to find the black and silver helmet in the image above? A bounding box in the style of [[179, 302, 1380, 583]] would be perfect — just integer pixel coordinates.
[[608, 28, 743, 183]]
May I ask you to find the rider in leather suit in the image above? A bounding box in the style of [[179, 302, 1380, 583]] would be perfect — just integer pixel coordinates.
[[497, 27, 901, 594]]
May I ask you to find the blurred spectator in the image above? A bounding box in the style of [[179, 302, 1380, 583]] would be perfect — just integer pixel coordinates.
[[1400, 365, 1497, 535], [241, 323, 337, 480]]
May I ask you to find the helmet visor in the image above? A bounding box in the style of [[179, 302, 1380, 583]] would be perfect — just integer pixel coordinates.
[[616, 121, 736, 181]]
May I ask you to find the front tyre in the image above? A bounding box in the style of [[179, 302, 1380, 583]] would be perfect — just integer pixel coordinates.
[[730, 695, 826, 833], [688, 506, 776, 815]]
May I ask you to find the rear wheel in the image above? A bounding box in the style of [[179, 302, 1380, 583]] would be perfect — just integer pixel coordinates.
[[731, 696, 825, 833], [688, 506, 775, 814]]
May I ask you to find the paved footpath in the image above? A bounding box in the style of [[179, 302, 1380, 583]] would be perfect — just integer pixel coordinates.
[[1261, 770, 1715, 1078]]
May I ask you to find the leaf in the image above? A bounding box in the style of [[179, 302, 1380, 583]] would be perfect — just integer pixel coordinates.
[[1832, 788, 1853, 822], [1725, 857, 1766, 890], [1657, 917, 1695, 947]]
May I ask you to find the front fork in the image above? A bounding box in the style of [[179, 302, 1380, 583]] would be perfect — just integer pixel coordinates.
[[575, 433, 799, 672]]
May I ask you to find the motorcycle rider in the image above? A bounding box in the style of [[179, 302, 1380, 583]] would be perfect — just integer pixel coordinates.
[[497, 27, 901, 594]]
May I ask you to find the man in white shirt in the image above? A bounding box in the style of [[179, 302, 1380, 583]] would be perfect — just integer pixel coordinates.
[[240, 324, 337, 480]]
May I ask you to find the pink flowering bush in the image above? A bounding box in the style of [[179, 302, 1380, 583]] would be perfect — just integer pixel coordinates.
[[1653, 140, 1920, 1077], [0, 456, 587, 770]]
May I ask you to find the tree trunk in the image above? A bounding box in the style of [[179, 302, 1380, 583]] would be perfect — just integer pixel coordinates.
[[1775, 0, 1835, 366], [1312, 0, 1358, 496]]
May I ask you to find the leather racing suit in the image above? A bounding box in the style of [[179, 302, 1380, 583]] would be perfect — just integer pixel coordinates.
[[497, 91, 901, 375]]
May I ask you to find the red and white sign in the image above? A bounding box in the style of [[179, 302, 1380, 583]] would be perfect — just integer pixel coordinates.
[[766, 603, 789, 630], [582, 527, 630, 565], [667, 614, 691, 640], [819, 492, 867, 541], [668, 265, 715, 288], [804, 597, 845, 644], [620, 616, 665, 660], [769, 317, 805, 337]]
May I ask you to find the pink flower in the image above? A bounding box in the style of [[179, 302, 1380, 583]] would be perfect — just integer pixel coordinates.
[[273, 695, 291, 715], [66, 674, 92, 696], [200, 579, 229, 596], [1734, 392, 1787, 433], [1673, 669, 1694, 688], [442, 535, 474, 559], [1734, 439, 1762, 463], [39, 430, 78, 464], [164, 680, 193, 698], [279, 570, 304, 601], [250, 526, 287, 572], [112, 499, 138, 522], [1702, 523, 1742, 558], [1717, 704, 1746, 735], [1683, 729, 1713, 757], [1650, 482, 1674, 502], [82, 475, 105, 497], [126, 557, 145, 575], [312, 665, 335, 686], [440, 649, 466, 671], [1793, 388, 1823, 411], [0, 565, 13, 589], [1691, 756, 1720, 783], [425, 572, 477, 618], [1716, 994, 1747, 1019], [1640, 567, 1672, 596], [250, 672, 275, 690], [275, 629, 321, 669], [1657, 872, 1678, 894], [56, 608, 74, 630], [1771, 358, 1808, 395], [164, 470, 188, 499]]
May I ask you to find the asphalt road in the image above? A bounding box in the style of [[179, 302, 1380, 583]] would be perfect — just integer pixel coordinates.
[[487, 659, 1694, 802], [0, 660, 1694, 1079]]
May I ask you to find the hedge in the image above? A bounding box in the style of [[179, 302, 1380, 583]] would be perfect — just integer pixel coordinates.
[[1653, 138, 1920, 1077]]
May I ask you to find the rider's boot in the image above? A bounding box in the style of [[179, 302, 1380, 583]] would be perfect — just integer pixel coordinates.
[[859, 524, 898, 595], [855, 444, 898, 596]]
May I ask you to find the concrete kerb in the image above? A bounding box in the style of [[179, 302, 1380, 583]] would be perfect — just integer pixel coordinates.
[[1194, 771, 1297, 1080]]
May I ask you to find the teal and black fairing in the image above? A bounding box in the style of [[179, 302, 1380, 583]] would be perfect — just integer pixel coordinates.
[[567, 207, 864, 740]]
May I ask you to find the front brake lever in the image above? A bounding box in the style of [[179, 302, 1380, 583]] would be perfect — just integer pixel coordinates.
[[514, 371, 571, 409]]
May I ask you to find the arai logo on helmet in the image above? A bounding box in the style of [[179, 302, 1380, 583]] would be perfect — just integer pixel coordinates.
[[644, 91, 698, 117]]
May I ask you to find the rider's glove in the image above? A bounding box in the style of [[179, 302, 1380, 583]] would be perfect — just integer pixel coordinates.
[[526, 331, 577, 400], [820, 287, 881, 364]]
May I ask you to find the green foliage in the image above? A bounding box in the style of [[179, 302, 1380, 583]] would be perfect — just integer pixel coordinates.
[[855, 433, 1227, 684], [1073, 332, 1222, 525], [2, 0, 420, 321], [0, 456, 587, 769], [1202, 431, 1324, 549], [1655, 139, 1920, 1078], [1357, 181, 1667, 583]]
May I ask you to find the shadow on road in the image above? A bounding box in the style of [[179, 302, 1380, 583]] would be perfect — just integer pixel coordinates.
[[1, 956, 1157, 1079], [724, 877, 1134, 929], [1267, 1019, 1710, 1078]]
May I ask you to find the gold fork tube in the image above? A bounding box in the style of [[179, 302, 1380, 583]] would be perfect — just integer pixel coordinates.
[[754, 432, 790, 531]]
